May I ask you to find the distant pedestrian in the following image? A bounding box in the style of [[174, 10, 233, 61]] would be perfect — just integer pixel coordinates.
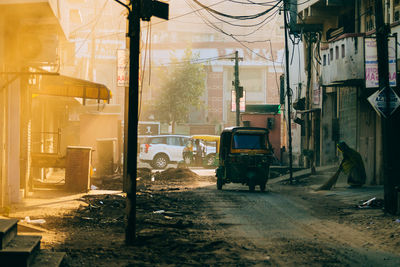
[[195, 139, 204, 166], [337, 141, 366, 187], [318, 141, 366, 190]]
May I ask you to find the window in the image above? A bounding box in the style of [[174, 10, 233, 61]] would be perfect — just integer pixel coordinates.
[[180, 137, 190, 146], [365, 0, 375, 31], [335, 46, 339, 60], [395, 0, 400, 22], [149, 137, 166, 144], [232, 134, 266, 149], [330, 48, 333, 61], [167, 137, 181, 146], [323, 55, 327, 66], [341, 44, 345, 58]]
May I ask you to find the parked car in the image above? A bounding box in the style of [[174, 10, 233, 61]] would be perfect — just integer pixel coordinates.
[[139, 135, 190, 169]]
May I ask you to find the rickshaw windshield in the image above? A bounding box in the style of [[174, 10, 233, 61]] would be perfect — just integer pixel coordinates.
[[232, 133, 267, 149]]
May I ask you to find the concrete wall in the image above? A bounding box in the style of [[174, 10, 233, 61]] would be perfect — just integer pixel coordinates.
[[320, 91, 338, 165], [321, 36, 364, 85], [7, 80, 21, 203], [79, 114, 120, 170]]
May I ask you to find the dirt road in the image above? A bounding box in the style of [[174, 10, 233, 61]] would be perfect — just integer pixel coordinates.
[[10, 167, 400, 266], [204, 182, 400, 266]]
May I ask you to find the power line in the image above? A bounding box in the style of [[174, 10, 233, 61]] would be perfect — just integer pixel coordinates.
[[186, 0, 283, 63], [147, 0, 229, 28], [227, 0, 282, 6], [201, 1, 281, 28], [158, 53, 237, 66], [191, 0, 282, 20], [185, 0, 283, 101], [65, 0, 109, 66]]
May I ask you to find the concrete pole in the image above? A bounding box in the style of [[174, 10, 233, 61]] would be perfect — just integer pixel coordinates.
[[375, 0, 397, 214], [283, 0, 293, 182], [234, 51, 240, 126]]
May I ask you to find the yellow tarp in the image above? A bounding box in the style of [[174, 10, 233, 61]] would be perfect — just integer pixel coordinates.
[[32, 74, 110, 102]]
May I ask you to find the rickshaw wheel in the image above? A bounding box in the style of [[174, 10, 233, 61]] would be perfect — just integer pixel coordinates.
[[217, 176, 223, 190], [183, 155, 191, 164], [205, 154, 216, 168], [248, 180, 256, 192], [260, 183, 266, 192]]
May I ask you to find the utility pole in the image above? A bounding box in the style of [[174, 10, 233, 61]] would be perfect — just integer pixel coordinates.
[[305, 33, 312, 169], [283, 0, 293, 182], [114, 0, 168, 245], [126, 0, 141, 245], [233, 51, 243, 126], [374, 0, 397, 214]]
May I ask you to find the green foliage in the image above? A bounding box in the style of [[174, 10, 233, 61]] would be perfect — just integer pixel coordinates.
[[153, 49, 206, 126]]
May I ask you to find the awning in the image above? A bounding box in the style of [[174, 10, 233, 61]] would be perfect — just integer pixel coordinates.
[[297, 108, 321, 114], [32, 74, 111, 103]]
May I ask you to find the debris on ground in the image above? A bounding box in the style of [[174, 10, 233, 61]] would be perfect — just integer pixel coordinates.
[[20, 216, 46, 224], [91, 174, 123, 190], [154, 168, 200, 181], [357, 197, 384, 209], [9, 166, 400, 266]]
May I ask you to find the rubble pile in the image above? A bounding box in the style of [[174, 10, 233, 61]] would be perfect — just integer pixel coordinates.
[[46, 194, 127, 229], [153, 168, 200, 181]]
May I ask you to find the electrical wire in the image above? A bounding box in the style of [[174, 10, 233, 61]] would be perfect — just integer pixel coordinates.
[[191, 0, 282, 20], [200, 0, 281, 28], [187, 0, 280, 63], [65, 0, 109, 66], [147, 0, 229, 28], [186, 0, 283, 100], [227, 0, 282, 6], [161, 53, 236, 66], [267, 40, 281, 97], [139, 21, 151, 119]]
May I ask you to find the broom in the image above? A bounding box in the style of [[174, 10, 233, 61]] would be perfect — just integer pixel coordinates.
[[317, 167, 342, 190]]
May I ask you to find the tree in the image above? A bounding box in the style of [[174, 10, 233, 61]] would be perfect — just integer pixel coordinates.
[[152, 49, 206, 132]]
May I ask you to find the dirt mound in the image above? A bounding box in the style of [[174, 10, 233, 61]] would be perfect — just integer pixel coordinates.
[[154, 168, 200, 181], [137, 167, 152, 180]]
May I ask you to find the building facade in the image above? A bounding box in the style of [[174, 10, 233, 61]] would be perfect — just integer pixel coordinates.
[[0, 0, 113, 207], [290, 0, 400, 185], [139, 1, 285, 135]]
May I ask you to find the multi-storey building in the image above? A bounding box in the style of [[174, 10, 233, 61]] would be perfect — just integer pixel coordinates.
[[290, 0, 400, 185], [140, 0, 285, 135]]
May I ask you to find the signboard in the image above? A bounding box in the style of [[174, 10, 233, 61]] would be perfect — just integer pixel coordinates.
[[367, 87, 400, 118], [117, 49, 129, 87], [364, 37, 397, 88], [231, 90, 246, 112], [138, 121, 160, 135]]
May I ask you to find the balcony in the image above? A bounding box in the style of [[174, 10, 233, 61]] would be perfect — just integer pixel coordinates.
[[297, 0, 352, 25], [320, 34, 365, 86]]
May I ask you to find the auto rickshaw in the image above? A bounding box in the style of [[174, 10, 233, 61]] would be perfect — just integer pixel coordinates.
[[215, 127, 273, 192], [182, 135, 220, 168]]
